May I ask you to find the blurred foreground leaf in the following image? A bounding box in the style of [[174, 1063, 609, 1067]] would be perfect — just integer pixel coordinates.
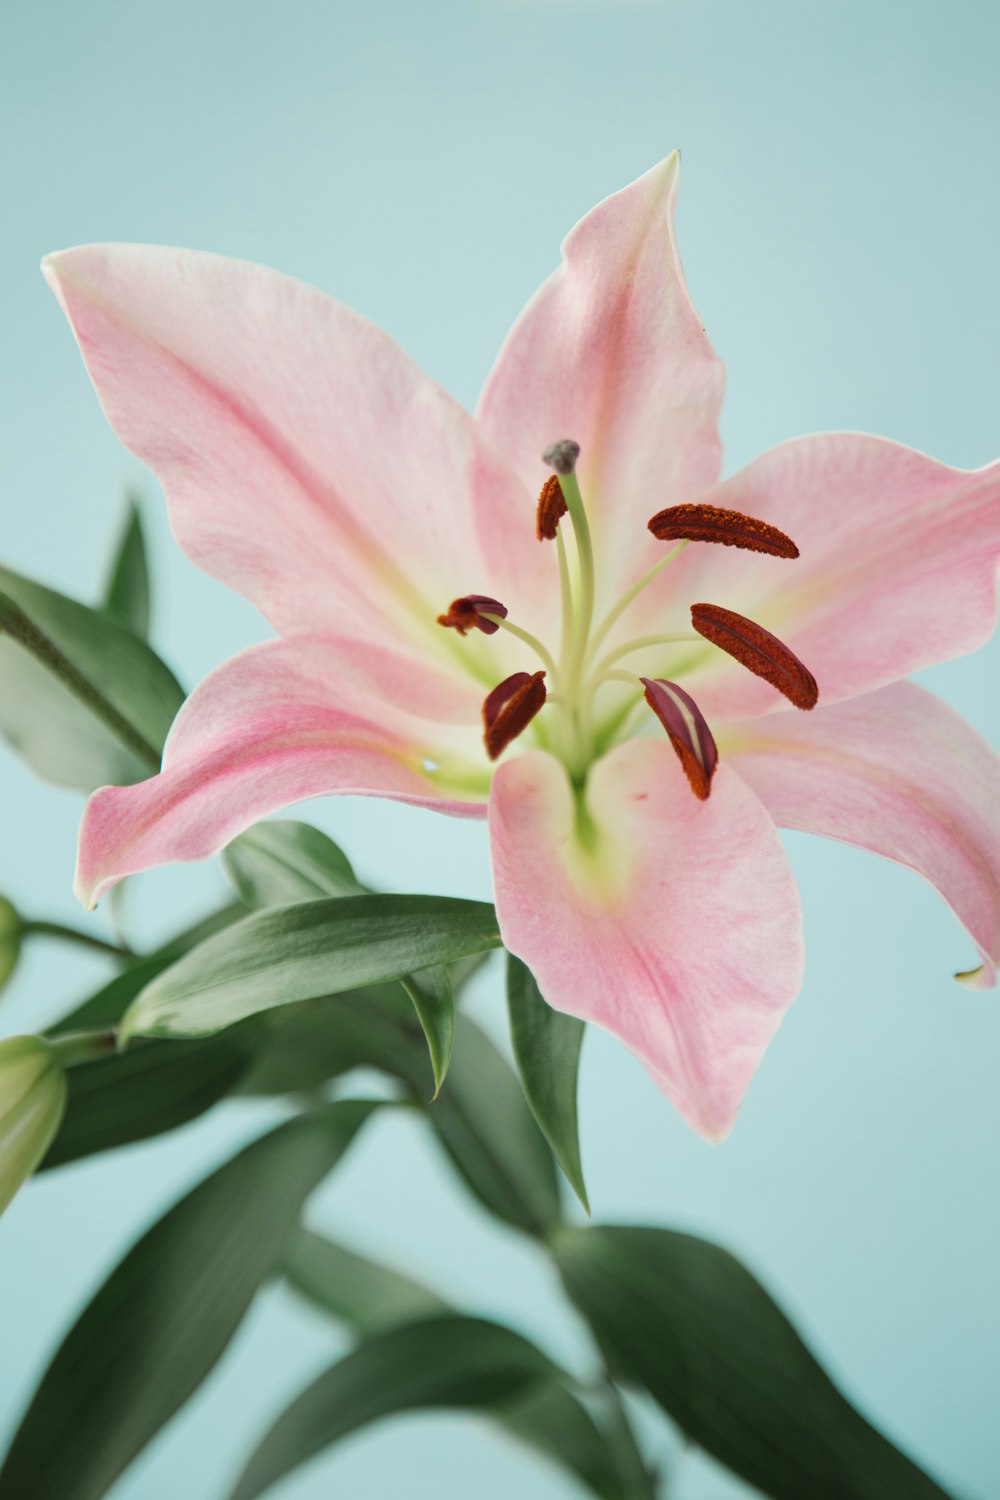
[[0, 897, 23, 997], [553, 1225, 953, 1500], [228, 1314, 645, 1500], [284, 1227, 449, 1334], [0, 1036, 66, 1215], [0, 1102, 376, 1500], [0, 564, 183, 790], [101, 499, 150, 639], [507, 954, 587, 1211]]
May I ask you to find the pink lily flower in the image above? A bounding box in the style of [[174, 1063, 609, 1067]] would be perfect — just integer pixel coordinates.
[[44, 154, 1000, 1140]]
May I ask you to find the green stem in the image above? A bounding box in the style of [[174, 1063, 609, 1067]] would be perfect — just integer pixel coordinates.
[[22, 920, 134, 960], [587, 540, 690, 663], [48, 1028, 119, 1068], [0, 589, 162, 770]]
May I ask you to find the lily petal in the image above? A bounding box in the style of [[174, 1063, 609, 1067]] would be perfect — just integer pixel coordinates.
[[42, 245, 544, 664], [76, 640, 487, 909], [723, 682, 1000, 984], [488, 740, 803, 1139], [476, 154, 725, 603], [678, 434, 1000, 717]]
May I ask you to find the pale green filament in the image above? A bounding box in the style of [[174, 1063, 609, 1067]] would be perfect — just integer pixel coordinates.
[[586, 539, 690, 663], [591, 630, 700, 677], [481, 614, 560, 680]]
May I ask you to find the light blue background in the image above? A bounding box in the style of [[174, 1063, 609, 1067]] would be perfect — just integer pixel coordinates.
[[1, 1, 998, 1496]]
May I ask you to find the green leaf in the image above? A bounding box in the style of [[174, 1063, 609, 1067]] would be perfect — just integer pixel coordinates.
[[0, 1036, 66, 1215], [223, 820, 363, 905], [0, 1102, 376, 1500], [101, 499, 150, 639], [400, 964, 454, 1097], [284, 1228, 449, 1335], [120, 895, 502, 1042], [507, 954, 588, 1211], [0, 564, 183, 790], [425, 1015, 562, 1238], [224, 821, 456, 1091], [553, 1225, 953, 1500], [227, 1315, 626, 1500], [39, 1030, 258, 1171]]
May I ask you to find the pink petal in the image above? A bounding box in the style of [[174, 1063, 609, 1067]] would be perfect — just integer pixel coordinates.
[[76, 640, 486, 909], [476, 154, 725, 605], [488, 739, 803, 1139], [679, 434, 1000, 718], [42, 245, 550, 661], [723, 682, 1000, 984]]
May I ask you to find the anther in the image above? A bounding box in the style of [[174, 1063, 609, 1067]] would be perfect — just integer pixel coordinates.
[[690, 603, 818, 710], [437, 595, 508, 636], [641, 678, 718, 800], [536, 474, 568, 541], [648, 503, 799, 559], [542, 439, 581, 476], [482, 671, 547, 760]]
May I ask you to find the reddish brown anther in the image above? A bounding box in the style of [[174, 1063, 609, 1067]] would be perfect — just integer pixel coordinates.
[[482, 671, 547, 760], [536, 474, 568, 541], [648, 503, 800, 559], [436, 595, 508, 636], [691, 602, 818, 710], [641, 677, 718, 800]]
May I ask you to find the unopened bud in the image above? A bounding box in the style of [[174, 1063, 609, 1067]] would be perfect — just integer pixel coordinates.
[[0, 897, 22, 996], [0, 1036, 66, 1216]]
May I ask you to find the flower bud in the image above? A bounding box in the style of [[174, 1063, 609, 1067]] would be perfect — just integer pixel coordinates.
[[0, 896, 22, 996], [0, 1036, 66, 1216]]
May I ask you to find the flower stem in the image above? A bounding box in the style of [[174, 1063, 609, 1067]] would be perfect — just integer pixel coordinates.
[[48, 1028, 119, 1068], [22, 920, 134, 960]]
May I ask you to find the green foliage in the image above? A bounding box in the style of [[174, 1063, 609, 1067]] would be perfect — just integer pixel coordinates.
[[0, 1035, 66, 1215], [507, 953, 588, 1210], [553, 1225, 953, 1500], [0, 896, 23, 996], [0, 563, 183, 790], [101, 498, 151, 639], [0, 1103, 376, 1500]]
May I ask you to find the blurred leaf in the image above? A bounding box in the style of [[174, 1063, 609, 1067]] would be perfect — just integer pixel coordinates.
[[425, 1015, 562, 1238], [223, 820, 363, 905], [0, 1036, 66, 1215], [39, 1030, 259, 1171], [0, 564, 183, 790], [284, 1228, 449, 1335], [228, 1315, 637, 1500], [0, 1102, 376, 1500], [279, 1232, 655, 1498], [120, 895, 501, 1042], [553, 1225, 953, 1500], [0, 897, 23, 997], [226, 821, 455, 1091], [101, 499, 150, 640], [507, 955, 587, 1212]]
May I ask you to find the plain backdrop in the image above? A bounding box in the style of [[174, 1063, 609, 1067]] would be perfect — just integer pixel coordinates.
[[1, 2, 998, 1496]]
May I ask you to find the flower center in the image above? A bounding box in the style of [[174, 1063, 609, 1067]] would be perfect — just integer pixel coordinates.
[[437, 441, 817, 796]]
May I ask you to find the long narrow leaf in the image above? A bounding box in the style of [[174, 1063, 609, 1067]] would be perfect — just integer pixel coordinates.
[[507, 954, 588, 1210], [0, 1102, 376, 1500], [120, 895, 500, 1042], [554, 1225, 953, 1500], [101, 499, 150, 639]]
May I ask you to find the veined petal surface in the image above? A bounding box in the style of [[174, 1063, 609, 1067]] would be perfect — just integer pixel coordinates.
[[673, 435, 1000, 717], [43, 245, 549, 659], [488, 740, 803, 1140], [76, 640, 486, 908], [476, 154, 725, 606], [723, 682, 1000, 984]]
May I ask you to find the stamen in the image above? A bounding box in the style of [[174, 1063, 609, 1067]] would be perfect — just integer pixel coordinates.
[[542, 439, 580, 475], [536, 474, 568, 540], [641, 677, 718, 800], [690, 603, 818, 710], [437, 595, 508, 636], [648, 503, 800, 559], [482, 671, 547, 760]]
